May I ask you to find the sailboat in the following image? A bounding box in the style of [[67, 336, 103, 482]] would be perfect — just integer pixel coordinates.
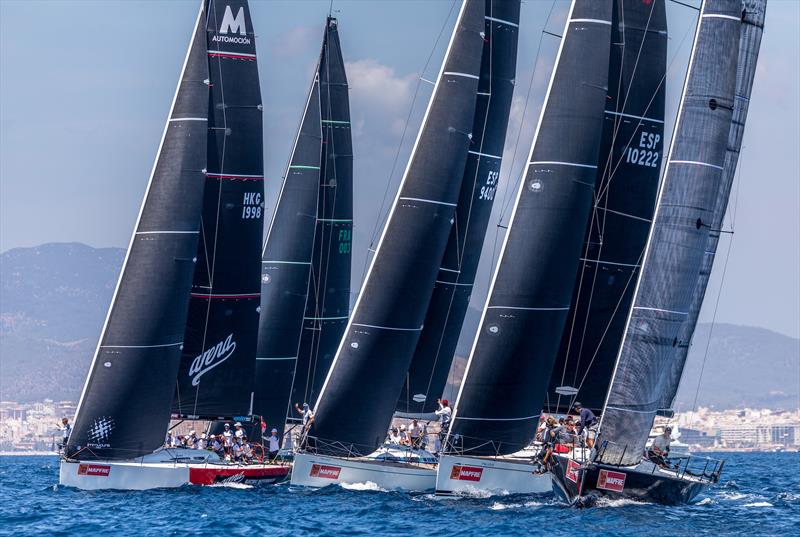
[[550, 0, 766, 506], [254, 16, 352, 451], [289, 0, 486, 491], [59, 0, 288, 490], [436, 0, 615, 496], [396, 0, 520, 422]]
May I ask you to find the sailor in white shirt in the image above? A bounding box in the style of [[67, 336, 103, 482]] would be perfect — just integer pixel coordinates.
[[197, 433, 207, 450], [57, 417, 71, 451], [222, 423, 234, 456], [435, 399, 452, 429], [294, 402, 315, 431], [648, 426, 672, 467], [267, 428, 281, 461], [234, 422, 245, 440], [388, 427, 401, 445]]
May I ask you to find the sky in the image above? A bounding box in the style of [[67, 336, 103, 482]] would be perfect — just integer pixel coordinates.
[[1, 0, 798, 339]]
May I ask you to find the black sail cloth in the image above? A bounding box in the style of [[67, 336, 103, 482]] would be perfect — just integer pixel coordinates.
[[450, 0, 613, 456], [597, 0, 741, 467], [397, 0, 520, 417], [311, 0, 485, 456], [291, 18, 353, 420], [546, 0, 667, 416], [173, 0, 264, 419], [658, 0, 766, 412], [67, 6, 209, 460], [254, 18, 353, 434]]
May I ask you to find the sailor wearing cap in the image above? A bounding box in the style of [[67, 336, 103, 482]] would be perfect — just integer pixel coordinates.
[[267, 428, 280, 461], [294, 402, 314, 427], [234, 422, 245, 440], [222, 422, 233, 450]]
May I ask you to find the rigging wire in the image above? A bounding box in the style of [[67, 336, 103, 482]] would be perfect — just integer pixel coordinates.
[[359, 0, 459, 286]]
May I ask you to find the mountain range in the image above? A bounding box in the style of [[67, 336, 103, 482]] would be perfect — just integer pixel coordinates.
[[1, 242, 797, 411]]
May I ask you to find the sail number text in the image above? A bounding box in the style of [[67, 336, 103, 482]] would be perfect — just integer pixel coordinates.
[[625, 131, 661, 168], [479, 170, 500, 201], [242, 192, 262, 219]]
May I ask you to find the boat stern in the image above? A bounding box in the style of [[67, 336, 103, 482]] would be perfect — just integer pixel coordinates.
[[435, 454, 552, 497]]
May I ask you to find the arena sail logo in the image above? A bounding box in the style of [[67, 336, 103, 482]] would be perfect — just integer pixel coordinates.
[[450, 465, 483, 482], [78, 464, 111, 477], [213, 5, 251, 45], [597, 469, 626, 492], [189, 334, 236, 386], [310, 464, 341, 480]]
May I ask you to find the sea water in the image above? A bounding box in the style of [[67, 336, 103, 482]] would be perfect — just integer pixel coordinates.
[[1, 452, 797, 536]]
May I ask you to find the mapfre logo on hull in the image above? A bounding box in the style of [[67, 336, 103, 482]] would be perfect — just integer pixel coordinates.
[[310, 464, 341, 480], [450, 465, 483, 482], [189, 333, 236, 386], [213, 5, 251, 45], [565, 460, 581, 484], [77, 464, 111, 477], [597, 469, 626, 492]]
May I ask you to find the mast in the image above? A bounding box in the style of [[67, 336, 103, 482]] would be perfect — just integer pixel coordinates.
[[448, 0, 614, 456], [291, 17, 353, 419], [311, 0, 485, 456], [67, 3, 209, 460], [659, 0, 766, 413], [172, 0, 264, 420], [254, 17, 353, 434], [597, 0, 742, 467], [396, 0, 520, 417], [546, 0, 667, 416]]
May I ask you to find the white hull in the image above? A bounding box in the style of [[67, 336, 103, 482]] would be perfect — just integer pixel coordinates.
[[59, 459, 189, 490], [290, 452, 436, 491], [435, 454, 552, 496], [58, 448, 290, 490]]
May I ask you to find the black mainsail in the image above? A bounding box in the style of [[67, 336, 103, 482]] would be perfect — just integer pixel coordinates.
[[449, 0, 613, 456], [254, 18, 352, 432], [173, 0, 264, 420], [67, 5, 209, 460], [311, 0, 485, 456], [597, 0, 742, 467], [546, 0, 667, 416], [658, 0, 766, 413], [396, 0, 520, 417]]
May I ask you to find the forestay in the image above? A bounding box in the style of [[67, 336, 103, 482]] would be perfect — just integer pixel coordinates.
[[397, 0, 520, 417], [546, 0, 667, 416], [597, 0, 742, 467], [311, 0, 485, 456], [659, 0, 766, 413], [173, 0, 264, 420], [449, 0, 613, 456], [67, 5, 209, 460]]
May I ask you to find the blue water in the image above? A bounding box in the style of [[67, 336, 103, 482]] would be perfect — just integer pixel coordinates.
[[1, 453, 798, 536]]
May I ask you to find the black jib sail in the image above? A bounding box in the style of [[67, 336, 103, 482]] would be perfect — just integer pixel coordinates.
[[449, 0, 613, 456], [254, 17, 352, 433], [311, 0, 485, 456], [172, 0, 264, 420], [658, 0, 766, 413], [396, 0, 520, 417], [67, 5, 209, 460], [597, 0, 742, 467], [545, 0, 667, 416]]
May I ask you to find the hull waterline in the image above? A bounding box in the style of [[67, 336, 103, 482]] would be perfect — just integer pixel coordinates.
[[290, 451, 436, 491]]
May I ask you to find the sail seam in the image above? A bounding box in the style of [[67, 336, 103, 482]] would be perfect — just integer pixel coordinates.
[[443, 71, 480, 80], [569, 18, 612, 26], [398, 197, 457, 207], [633, 306, 689, 316], [101, 342, 183, 349], [669, 159, 724, 170], [468, 150, 502, 159], [604, 110, 663, 124], [529, 160, 598, 169], [351, 323, 422, 332], [485, 16, 518, 28], [487, 305, 570, 311]]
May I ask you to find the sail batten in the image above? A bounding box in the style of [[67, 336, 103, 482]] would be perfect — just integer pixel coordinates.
[[67, 3, 209, 460], [254, 17, 352, 435], [659, 0, 766, 412], [597, 0, 744, 467], [172, 0, 264, 420], [397, 0, 520, 416], [312, 0, 485, 456], [449, 0, 613, 456]]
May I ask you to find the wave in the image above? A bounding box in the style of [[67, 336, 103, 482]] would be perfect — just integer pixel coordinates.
[[338, 481, 387, 492], [742, 501, 773, 508], [207, 482, 253, 490]]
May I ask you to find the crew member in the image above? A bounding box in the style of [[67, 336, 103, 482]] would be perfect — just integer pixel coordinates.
[[648, 426, 672, 467], [267, 428, 280, 461], [57, 417, 71, 452], [573, 402, 597, 449]]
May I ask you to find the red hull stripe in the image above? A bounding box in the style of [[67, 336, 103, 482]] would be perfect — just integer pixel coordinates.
[[188, 465, 289, 486]]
